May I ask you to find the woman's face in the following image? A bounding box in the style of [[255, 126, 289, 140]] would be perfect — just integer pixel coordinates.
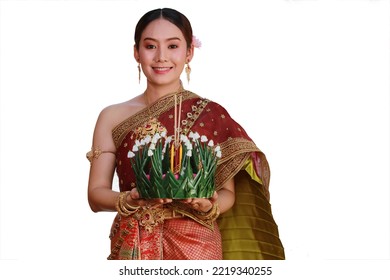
[[135, 19, 193, 89]]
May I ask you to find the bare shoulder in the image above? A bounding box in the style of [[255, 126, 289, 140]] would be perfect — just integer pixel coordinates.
[[97, 94, 145, 128], [91, 94, 145, 148]]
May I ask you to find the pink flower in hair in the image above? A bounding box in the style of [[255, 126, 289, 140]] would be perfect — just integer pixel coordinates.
[[192, 35, 202, 48]]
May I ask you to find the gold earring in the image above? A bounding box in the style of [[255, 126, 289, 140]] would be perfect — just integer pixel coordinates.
[[185, 63, 191, 83], [138, 63, 141, 84]]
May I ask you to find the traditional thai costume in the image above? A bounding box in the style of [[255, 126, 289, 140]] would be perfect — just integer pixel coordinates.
[[101, 89, 284, 260]]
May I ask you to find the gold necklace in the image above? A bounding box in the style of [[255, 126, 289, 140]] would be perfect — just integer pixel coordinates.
[[174, 92, 182, 148], [143, 91, 152, 120]]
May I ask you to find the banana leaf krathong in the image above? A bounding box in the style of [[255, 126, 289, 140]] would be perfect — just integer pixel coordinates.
[[128, 131, 221, 199]]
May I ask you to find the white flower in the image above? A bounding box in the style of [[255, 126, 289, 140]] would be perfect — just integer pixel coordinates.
[[161, 131, 167, 138], [149, 143, 156, 150], [135, 139, 141, 147], [208, 140, 214, 147], [148, 149, 153, 157], [214, 145, 222, 158], [132, 144, 139, 152], [127, 151, 135, 158], [201, 135, 208, 142], [152, 133, 161, 144], [186, 150, 192, 157], [189, 131, 200, 141], [144, 135, 152, 144], [163, 136, 172, 153], [180, 134, 189, 143], [185, 141, 193, 150], [181, 137, 192, 150]]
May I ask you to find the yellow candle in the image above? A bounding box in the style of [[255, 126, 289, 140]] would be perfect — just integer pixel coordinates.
[[178, 144, 182, 171], [170, 144, 174, 172]]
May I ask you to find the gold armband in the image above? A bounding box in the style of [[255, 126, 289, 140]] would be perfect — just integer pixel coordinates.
[[86, 146, 115, 164], [86, 146, 102, 163]]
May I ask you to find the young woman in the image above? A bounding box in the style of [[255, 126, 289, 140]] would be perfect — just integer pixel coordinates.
[[87, 8, 285, 260]]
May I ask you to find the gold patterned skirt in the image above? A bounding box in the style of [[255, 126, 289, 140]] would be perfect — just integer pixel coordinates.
[[108, 214, 222, 260]]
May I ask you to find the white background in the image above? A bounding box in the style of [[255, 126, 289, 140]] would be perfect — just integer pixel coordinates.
[[1, 0, 389, 278]]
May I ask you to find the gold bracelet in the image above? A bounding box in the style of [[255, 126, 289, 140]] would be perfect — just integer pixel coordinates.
[[115, 191, 140, 217], [193, 202, 220, 221], [122, 191, 141, 211], [115, 192, 129, 216], [118, 192, 139, 216]]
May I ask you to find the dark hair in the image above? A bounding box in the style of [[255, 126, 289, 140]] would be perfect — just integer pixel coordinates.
[[134, 8, 193, 50]]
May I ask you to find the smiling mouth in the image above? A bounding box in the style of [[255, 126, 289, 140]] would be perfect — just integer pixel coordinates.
[[153, 67, 172, 71], [152, 67, 173, 74]]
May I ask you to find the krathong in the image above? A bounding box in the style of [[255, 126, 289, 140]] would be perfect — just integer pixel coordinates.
[[128, 131, 221, 199]]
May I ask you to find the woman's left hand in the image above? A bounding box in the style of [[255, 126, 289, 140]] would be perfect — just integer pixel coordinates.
[[181, 191, 218, 212]]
